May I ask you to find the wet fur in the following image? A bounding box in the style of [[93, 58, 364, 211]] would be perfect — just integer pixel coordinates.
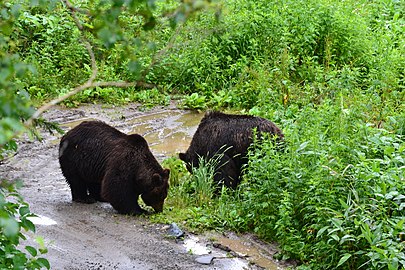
[[179, 112, 283, 188], [59, 121, 169, 215]]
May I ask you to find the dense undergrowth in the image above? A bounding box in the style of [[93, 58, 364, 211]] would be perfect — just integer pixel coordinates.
[[159, 102, 405, 269], [1, 0, 405, 269]]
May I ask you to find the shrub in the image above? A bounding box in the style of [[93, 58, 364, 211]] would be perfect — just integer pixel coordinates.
[[241, 103, 405, 269], [0, 182, 50, 269]]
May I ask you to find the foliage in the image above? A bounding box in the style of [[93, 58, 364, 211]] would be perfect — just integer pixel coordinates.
[[0, 1, 36, 159], [162, 156, 189, 187], [240, 103, 405, 269], [7, 0, 404, 112], [180, 93, 207, 111], [158, 101, 405, 269], [5, 0, 217, 105], [155, 155, 233, 231], [162, 155, 217, 207], [149, 0, 404, 112], [2, 0, 405, 269], [0, 182, 50, 269]]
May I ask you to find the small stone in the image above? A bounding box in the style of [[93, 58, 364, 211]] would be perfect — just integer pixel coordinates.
[[195, 255, 214, 265], [167, 222, 184, 238]]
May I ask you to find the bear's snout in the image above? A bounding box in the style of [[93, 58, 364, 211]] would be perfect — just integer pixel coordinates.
[[151, 201, 164, 213]]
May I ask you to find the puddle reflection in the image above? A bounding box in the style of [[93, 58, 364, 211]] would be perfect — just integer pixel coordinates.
[[130, 110, 204, 157], [61, 118, 96, 128]]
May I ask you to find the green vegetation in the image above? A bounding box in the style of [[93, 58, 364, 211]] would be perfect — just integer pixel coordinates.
[[0, 182, 49, 269], [1, 0, 404, 269]]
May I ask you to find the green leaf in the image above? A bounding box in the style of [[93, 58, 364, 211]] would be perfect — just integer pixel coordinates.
[[19, 206, 30, 217], [25, 246, 37, 257], [330, 234, 340, 242], [336, 253, 351, 267], [21, 218, 36, 233], [37, 258, 51, 269], [296, 141, 309, 152], [0, 217, 20, 238], [316, 226, 329, 238]]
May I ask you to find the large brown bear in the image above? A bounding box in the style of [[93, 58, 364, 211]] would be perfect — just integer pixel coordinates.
[[179, 111, 283, 189], [59, 121, 170, 215]]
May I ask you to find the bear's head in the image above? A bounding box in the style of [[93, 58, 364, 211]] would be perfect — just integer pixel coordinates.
[[141, 169, 170, 212]]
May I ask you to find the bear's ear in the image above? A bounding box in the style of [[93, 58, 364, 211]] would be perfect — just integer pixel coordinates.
[[152, 173, 163, 186], [179, 153, 187, 161]]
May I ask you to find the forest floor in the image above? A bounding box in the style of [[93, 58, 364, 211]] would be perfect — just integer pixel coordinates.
[[0, 103, 290, 270]]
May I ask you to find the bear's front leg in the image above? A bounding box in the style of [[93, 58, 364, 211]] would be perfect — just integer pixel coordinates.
[[101, 172, 148, 215], [110, 194, 147, 215]]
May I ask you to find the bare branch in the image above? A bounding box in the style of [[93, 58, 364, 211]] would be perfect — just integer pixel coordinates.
[[62, 0, 90, 29], [27, 81, 92, 126], [26, 79, 157, 127]]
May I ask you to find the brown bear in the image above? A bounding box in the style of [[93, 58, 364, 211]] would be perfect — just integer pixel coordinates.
[[179, 111, 283, 189], [59, 121, 170, 215]]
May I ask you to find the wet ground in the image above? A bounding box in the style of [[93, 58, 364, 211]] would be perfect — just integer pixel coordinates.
[[0, 103, 289, 270]]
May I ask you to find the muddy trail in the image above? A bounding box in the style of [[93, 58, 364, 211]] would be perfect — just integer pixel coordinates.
[[0, 103, 288, 270]]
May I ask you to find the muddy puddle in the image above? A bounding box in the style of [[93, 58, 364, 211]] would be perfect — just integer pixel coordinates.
[[1, 104, 289, 270], [60, 109, 204, 160], [213, 234, 283, 270], [183, 232, 286, 270], [129, 110, 204, 158]]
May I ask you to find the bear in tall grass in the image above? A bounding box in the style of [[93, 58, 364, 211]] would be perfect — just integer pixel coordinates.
[[179, 112, 283, 189], [59, 121, 170, 215]]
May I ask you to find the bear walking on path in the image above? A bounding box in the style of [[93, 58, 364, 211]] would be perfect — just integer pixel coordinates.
[[179, 111, 283, 189], [59, 121, 170, 215]]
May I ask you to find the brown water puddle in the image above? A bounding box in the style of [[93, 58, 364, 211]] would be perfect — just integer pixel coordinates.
[[184, 232, 285, 270], [129, 110, 204, 157], [214, 235, 282, 270]]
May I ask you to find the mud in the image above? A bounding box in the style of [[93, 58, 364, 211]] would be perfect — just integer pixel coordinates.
[[0, 103, 288, 270]]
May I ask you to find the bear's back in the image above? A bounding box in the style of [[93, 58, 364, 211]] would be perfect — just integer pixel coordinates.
[[192, 112, 283, 153]]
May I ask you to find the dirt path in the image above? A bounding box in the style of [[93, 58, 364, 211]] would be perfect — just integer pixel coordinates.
[[0, 103, 286, 270]]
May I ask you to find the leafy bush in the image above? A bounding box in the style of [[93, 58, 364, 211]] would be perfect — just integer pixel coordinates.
[[158, 99, 404, 269], [0, 182, 50, 269], [148, 0, 404, 113], [13, 6, 89, 100], [0, 1, 36, 159], [239, 103, 405, 269], [9, 0, 404, 113]]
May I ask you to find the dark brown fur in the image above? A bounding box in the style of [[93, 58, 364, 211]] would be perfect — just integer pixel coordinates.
[[179, 112, 283, 188], [59, 121, 169, 215]]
